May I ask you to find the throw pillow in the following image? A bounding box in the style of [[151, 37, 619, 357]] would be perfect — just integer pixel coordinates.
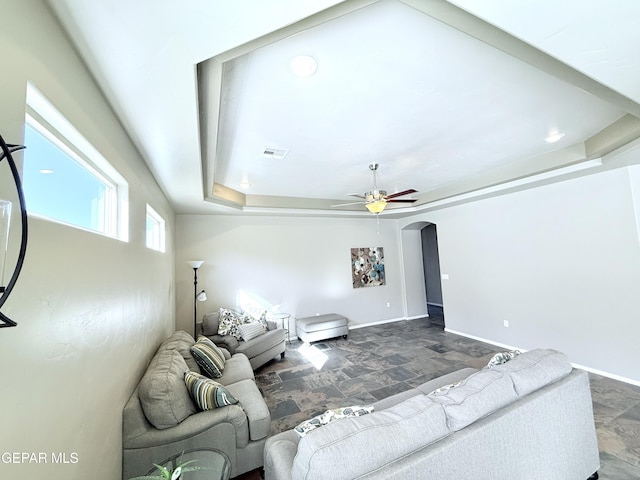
[[201, 312, 221, 336], [239, 321, 266, 341], [294, 405, 374, 437], [138, 350, 196, 429], [184, 371, 238, 410], [258, 311, 269, 329], [217, 308, 243, 339], [486, 350, 521, 369], [190, 336, 226, 378], [429, 381, 463, 396]]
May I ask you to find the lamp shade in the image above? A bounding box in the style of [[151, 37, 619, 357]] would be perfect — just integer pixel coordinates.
[[187, 260, 205, 269], [196, 290, 207, 302]]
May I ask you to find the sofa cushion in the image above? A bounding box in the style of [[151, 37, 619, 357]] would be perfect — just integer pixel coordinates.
[[225, 379, 272, 441], [191, 336, 226, 378], [235, 328, 285, 360], [292, 394, 449, 480], [160, 330, 200, 372], [428, 369, 518, 431], [414, 368, 479, 396], [217, 353, 255, 386], [138, 349, 196, 430], [184, 371, 239, 410], [491, 348, 572, 397]]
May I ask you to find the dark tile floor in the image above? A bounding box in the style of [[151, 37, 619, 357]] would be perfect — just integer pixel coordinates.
[[254, 318, 640, 479]]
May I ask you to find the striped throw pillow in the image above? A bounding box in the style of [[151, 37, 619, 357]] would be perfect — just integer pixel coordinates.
[[184, 371, 238, 410], [190, 336, 226, 378], [239, 321, 266, 341]]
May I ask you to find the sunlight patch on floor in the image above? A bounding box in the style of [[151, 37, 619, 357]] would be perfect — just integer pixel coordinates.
[[298, 343, 328, 370]]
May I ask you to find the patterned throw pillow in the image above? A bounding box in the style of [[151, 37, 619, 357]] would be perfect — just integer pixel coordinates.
[[429, 381, 463, 396], [217, 308, 243, 339], [294, 405, 374, 437], [487, 350, 521, 369], [184, 371, 238, 410], [239, 321, 266, 341], [190, 336, 226, 378], [258, 311, 269, 329]]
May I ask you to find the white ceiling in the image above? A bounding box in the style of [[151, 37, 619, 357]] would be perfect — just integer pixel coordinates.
[[48, 0, 640, 217]]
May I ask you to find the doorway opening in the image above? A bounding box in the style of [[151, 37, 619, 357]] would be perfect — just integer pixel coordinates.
[[421, 223, 445, 328]]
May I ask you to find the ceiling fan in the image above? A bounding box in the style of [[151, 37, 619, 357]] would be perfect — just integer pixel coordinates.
[[333, 163, 418, 214]]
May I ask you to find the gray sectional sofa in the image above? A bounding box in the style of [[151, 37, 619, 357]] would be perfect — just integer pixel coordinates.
[[264, 349, 600, 480], [122, 331, 271, 479]]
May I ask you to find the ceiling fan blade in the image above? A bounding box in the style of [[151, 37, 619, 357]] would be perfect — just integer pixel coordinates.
[[387, 198, 417, 203], [385, 189, 417, 199], [332, 201, 365, 207], [348, 193, 366, 199]]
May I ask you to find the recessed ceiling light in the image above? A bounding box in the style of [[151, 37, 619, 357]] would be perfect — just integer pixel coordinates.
[[240, 180, 252, 189], [290, 55, 317, 77], [545, 132, 565, 143], [39, 169, 54, 174]]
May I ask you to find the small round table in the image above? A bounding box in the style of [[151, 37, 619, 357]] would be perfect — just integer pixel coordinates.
[[146, 448, 231, 480], [273, 312, 291, 343]]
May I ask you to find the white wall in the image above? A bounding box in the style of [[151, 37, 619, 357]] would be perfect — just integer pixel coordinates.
[[0, 1, 175, 479], [175, 214, 411, 335], [400, 227, 428, 318], [401, 165, 640, 383]]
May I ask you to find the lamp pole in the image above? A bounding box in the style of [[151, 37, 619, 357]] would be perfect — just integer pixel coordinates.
[[187, 261, 205, 337]]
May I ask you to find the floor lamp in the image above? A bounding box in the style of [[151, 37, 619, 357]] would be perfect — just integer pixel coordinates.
[[0, 135, 28, 328], [187, 260, 207, 338]]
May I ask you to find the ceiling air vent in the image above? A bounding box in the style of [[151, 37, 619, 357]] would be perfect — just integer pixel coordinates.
[[262, 146, 289, 160]]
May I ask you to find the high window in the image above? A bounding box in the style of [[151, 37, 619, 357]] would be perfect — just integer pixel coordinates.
[[145, 204, 166, 252], [23, 84, 129, 241]]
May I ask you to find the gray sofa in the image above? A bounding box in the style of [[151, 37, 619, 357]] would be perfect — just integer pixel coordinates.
[[199, 311, 286, 370], [264, 349, 600, 480], [122, 331, 271, 479]]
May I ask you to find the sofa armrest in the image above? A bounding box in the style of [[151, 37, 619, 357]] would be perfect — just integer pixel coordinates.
[[203, 334, 240, 354], [124, 398, 250, 450], [264, 430, 300, 480]]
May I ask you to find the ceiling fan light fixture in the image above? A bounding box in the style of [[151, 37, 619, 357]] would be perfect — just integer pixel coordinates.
[[366, 200, 387, 214]]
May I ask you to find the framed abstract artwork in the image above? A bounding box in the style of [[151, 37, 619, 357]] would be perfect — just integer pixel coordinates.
[[351, 247, 385, 288]]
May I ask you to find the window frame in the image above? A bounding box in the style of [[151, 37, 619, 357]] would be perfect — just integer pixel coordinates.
[[145, 204, 166, 253], [24, 83, 129, 241]]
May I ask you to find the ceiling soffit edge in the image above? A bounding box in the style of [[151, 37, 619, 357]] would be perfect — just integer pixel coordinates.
[[586, 115, 640, 159]]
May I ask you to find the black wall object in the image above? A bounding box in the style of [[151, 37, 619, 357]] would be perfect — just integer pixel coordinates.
[[0, 134, 28, 328]]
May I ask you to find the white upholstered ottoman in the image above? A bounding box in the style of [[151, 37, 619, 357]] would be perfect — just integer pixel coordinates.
[[296, 313, 348, 343]]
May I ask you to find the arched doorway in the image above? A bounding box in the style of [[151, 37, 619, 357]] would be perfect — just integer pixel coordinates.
[[421, 223, 444, 327], [400, 221, 445, 327]]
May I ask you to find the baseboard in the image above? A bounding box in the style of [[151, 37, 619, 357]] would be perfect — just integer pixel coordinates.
[[445, 328, 640, 387], [444, 328, 521, 352], [571, 362, 640, 387], [349, 315, 426, 330]]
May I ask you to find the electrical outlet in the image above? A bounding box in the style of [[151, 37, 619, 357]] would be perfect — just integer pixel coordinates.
[[503, 320, 509, 328], [386, 302, 390, 308]]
